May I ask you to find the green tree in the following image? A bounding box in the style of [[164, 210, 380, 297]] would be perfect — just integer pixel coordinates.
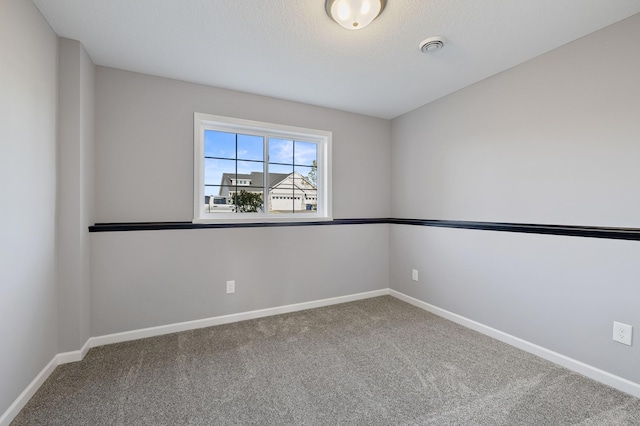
[[231, 190, 263, 213], [307, 160, 317, 187]]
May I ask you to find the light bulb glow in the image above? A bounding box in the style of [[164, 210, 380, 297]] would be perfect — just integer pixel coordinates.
[[361, 1, 371, 15], [327, 0, 384, 30], [337, 2, 350, 20]]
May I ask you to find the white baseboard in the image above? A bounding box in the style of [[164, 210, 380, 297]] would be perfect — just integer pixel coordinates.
[[0, 288, 388, 426], [389, 289, 640, 399], [87, 289, 389, 348], [5, 287, 638, 426], [56, 339, 91, 364], [0, 357, 58, 426]]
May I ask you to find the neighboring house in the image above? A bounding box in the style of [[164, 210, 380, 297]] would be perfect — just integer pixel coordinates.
[[211, 171, 317, 212], [269, 172, 318, 212]]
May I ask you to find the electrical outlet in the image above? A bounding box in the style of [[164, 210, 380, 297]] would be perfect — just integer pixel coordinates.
[[613, 321, 632, 346], [412, 269, 419, 282], [226, 280, 235, 294]]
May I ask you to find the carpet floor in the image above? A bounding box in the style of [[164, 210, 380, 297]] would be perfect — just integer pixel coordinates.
[[11, 296, 640, 425]]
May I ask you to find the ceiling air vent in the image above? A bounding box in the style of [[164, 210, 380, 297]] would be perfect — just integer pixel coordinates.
[[419, 36, 445, 53]]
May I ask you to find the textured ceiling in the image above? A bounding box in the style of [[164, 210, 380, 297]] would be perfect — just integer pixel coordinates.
[[33, 0, 640, 119]]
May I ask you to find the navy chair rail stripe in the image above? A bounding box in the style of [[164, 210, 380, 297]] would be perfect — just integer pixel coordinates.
[[89, 218, 640, 241]]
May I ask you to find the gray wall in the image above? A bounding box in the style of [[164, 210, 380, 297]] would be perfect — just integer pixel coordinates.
[[92, 68, 391, 335], [92, 225, 389, 336], [95, 67, 391, 222], [57, 38, 95, 353], [0, 0, 59, 415], [390, 14, 640, 383]]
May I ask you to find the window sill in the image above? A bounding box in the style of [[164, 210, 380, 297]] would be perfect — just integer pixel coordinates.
[[192, 215, 333, 225]]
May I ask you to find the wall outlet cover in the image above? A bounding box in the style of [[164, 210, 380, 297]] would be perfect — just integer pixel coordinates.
[[613, 321, 632, 346], [226, 280, 235, 294]]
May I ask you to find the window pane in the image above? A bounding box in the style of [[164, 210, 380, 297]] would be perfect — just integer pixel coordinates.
[[293, 169, 317, 213], [294, 141, 317, 166], [204, 130, 235, 159], [295, 165, 316, 189], [269, 138, 293, 164], [213, 184, 234, 200], [237, 160, 264, 178], [237, 134, 263, 161], [268, 163, 293, 175], [205, 158, 235, 186]]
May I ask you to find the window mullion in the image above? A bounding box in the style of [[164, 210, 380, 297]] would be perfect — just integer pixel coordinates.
[[292, 140, 296, 213], [264, 136, 269, 214], [234, 133, 238, 214]]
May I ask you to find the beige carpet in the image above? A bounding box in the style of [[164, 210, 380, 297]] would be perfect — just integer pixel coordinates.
[[12, 296, 640, 425]]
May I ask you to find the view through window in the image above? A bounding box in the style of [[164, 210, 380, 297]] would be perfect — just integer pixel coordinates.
[[194, 113, 331, 222]]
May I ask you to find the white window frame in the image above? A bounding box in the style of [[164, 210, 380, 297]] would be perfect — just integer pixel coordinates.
[[194, 113, 332, 223]]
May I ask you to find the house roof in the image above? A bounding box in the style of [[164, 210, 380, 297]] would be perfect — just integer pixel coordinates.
[[218, 172, 315, 197]]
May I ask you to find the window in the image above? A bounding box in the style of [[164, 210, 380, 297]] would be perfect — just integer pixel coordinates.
[[194, 113, 332, 223]]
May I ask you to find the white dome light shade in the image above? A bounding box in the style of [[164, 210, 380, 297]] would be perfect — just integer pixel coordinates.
[[326, 0, 386, 30]]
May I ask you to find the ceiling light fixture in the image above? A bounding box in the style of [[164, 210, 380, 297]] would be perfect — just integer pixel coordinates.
[[326, 0, 387, 30]]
